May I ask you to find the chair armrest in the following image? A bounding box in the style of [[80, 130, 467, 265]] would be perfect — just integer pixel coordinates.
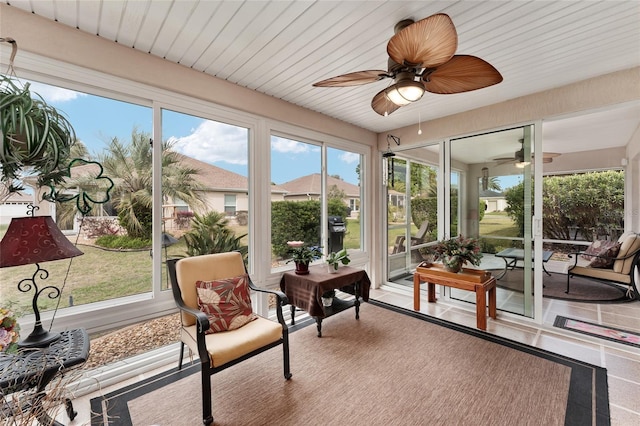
[[176, 302, 210, 335], [248, 282, 289, 306], [248, 280, 289, 327]]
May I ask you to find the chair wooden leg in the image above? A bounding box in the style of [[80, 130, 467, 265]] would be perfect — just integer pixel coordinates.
[[201, 365, 213, 426], [177, 341, 185, 370]]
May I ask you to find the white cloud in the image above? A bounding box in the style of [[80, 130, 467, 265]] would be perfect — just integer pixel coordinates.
[[27, 81, 85, 102], [171, 120, 248, 165], [271, 136, 311, 154], [339, 151, 360, 164]]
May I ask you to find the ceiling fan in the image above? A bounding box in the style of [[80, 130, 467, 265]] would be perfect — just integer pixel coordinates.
[[312, 13, 503, 116], [493, 139, 560, 166]]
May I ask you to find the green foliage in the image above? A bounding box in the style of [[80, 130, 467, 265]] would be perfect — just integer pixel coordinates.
[[327, 248, 350, 270], [328, 197, 349, 219], [479, 200, 486, 222], [95, 234, 151, 249], [271, 200, 347, 258], [271, 200, 321, 258], [426, 235, 483, 269], [118, 199, 152, 239], [410, 195, 459, 242], [1, 75, 76, 193], [286, 242, 322, 265], [505, 171, 624, 240], [183, 211, 248, 259]]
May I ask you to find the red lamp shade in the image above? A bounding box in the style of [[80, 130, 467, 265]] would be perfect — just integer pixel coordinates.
[[0, 216, 83, 268]]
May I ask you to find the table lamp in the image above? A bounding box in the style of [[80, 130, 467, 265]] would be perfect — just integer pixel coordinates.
[[0, 215, 83, 348]]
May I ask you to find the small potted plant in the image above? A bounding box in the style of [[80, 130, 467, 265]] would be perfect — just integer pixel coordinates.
[[286, 241, 322, 275], [321, 289, 336, 307], [0, 307, 20, 354], [326, 248, 350, 273], [428, 235, 483, 273]]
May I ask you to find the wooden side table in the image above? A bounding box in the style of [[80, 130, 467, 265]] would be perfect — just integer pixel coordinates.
[[280, 265, 371, 337], [413, 264, 497, 330]]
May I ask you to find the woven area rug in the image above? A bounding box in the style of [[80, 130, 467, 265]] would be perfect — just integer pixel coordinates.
[[554, 316, 640, 348], [490, 269, 631, 303], [90, 301, 609, 426]]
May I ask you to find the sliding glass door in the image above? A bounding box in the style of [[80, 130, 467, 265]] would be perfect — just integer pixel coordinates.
[[448, 126, 536, 318], [386, 145, 439, 283]]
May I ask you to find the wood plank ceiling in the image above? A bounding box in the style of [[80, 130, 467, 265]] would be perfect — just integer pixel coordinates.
[[2, 0, 640, 138]]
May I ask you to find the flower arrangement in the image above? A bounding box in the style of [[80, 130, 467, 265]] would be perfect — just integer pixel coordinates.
[[327, 248, 350, 271], [286, 241, 322, 265], [428, 235, 483, 272], [1, 308, 20, 354]]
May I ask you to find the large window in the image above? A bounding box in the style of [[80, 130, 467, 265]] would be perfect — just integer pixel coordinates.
[[0, 59, 369, 338], [270, 135, 322, 269], [0, 79, 153, 314], [269, 137, 365, 272]]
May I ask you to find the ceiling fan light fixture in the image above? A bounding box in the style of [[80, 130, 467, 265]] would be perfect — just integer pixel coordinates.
[[384, 73, 425, 106]]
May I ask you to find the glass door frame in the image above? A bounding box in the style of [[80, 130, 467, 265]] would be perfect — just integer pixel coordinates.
[[442, 123, 544, 321]]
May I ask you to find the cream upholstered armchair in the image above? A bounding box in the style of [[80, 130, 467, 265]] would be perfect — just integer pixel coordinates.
[[167, 252, 291, 426], [567, 232, 640, 299]]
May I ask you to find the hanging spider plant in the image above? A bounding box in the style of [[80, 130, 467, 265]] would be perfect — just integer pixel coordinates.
[[1, 74, 76, 193]]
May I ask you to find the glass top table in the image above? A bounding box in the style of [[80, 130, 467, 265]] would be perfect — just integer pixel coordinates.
[[494, 248, 554, 279]]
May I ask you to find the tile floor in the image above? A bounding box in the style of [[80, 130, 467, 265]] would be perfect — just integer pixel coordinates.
[[29, 268, 640, 425]]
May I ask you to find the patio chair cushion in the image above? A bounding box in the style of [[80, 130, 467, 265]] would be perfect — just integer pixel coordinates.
[[196, 274, 258, 334], [613, 233, 640, 274]]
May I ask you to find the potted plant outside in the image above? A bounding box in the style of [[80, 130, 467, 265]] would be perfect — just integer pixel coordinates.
[[326, 248, 350, 273], [427, 235, 483, 273], [1, 73, 76, 193], [286, 241, 322, 275]]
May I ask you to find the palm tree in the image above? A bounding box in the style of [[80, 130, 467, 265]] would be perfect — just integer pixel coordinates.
[[98, 128, 206, 239]]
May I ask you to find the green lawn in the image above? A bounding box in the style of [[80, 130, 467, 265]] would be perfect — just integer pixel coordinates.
[[479, 211, 520, 252]]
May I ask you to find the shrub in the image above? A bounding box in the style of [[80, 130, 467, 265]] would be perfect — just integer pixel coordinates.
[[271, 200, 321, 258], [183, 211, 247, 260], [80, 217, 120, 239], [95, 234, 151, 249]]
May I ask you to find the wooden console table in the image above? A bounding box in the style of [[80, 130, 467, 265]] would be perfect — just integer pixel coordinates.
[[280, 265, 370, 337], [413, 264, 496, 330]]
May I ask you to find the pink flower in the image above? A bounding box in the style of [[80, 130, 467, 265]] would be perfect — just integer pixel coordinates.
[[287, 241, 304, 247]]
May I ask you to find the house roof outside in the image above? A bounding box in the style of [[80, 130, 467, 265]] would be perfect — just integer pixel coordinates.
[[479, 190, 505, 198], [177, 153, 289, 194], [278, 173, 360, 198], [66, 153, 288, 195]]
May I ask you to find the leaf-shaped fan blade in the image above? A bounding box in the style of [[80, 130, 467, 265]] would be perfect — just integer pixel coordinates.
[[424, 55, 503, 94], [387, 13, 457, 68], [313, 70, 388, 87], [371, 89, 402, 116]]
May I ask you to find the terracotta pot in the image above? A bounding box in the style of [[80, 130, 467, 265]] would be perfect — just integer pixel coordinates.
[[294, 261, 309, 275]]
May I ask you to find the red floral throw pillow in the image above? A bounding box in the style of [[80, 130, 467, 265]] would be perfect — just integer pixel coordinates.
[[588, 242, 621, 268], [196, 274, 258, 334]]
